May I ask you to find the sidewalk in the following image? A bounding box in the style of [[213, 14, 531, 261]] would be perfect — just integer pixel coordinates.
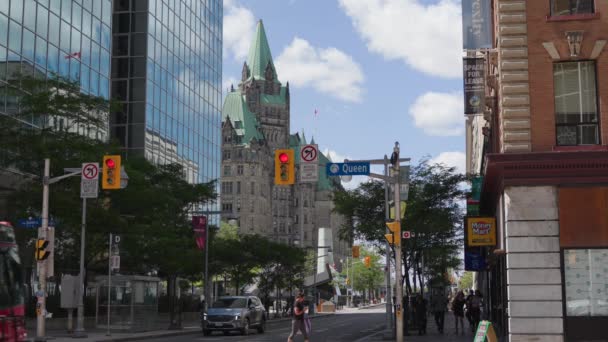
[[26, 311, 337, 342], [361, 311, 478, 342]]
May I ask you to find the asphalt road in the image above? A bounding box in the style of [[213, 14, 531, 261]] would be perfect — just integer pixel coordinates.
[[144, 306, 387, 342]]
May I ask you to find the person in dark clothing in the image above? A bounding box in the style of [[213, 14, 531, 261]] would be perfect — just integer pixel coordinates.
[[469, 290, 483, 332], [452, 290, 466, 335], [287, 292, 309, 342], [465, 289, 474, 330], [414, 294, 427, 335], [431, 290, 448, 334]]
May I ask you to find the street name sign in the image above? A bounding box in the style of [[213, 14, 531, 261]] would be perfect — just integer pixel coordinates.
[[326, 162, 370, 176], [17, 217, 57, 228], [300, 144, 318, 182], [81, 162, 99, 198]]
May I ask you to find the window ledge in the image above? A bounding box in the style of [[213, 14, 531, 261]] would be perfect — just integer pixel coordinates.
[[546, 12, 600, 22], [553, 145, 608, 152]]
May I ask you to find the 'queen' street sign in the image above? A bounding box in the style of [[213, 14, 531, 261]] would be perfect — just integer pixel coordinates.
[[326, 162, 370, 176]]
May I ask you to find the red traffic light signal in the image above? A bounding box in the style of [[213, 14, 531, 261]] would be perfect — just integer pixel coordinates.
[[105, 158, 116, 169], [279, 152, 289, 164]]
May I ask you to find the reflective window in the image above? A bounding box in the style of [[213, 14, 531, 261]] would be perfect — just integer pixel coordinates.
[[8, 20, 22, 54], [35, 36, 47, 68], [0, 1, 7, 16], [23, 0, 36, 31], [46, 44, 58, 74], [10, 0, 23, 23], [48, 13, 59, 46], [36, 6, 49, 39], [0, 14, 8, 46]]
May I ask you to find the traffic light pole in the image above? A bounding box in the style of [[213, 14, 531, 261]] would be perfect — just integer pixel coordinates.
[[74, 197, 88, 337], [393, 143, 404, 342], [36, 159, 50, 341], [383, 155, 393, 337]]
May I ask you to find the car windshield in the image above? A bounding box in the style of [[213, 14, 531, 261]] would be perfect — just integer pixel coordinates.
[[212, 298, 247, 308]]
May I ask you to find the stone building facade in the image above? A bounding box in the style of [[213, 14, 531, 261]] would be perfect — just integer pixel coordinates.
[[466, 1, 608, 341], [221, 21, 349, 259]]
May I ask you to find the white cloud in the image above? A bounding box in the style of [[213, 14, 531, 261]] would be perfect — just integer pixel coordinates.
[[223, 1, 256, 61], [276, 38, 365, 102], [409, 91, 464, 136], [322, 149, 363, 190], [338, 0, 462, 78], [431, 151, 466, 175], [323, 148, 349, 163]]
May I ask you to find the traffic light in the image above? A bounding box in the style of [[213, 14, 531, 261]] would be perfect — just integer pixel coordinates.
[[352, 245, 360, 258], [274, 149, 295, 185], [364, 256, 371, 268], [385, 221, 401, 246], [102, 155, 121, 189], [35, 238, 50, 261]]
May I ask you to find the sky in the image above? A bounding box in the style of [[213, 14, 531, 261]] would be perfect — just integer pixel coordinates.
[[222, 0, 466, 188]]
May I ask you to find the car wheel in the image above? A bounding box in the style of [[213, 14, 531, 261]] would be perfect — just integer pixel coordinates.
[[241, 319, 250, 336], [257, 318, 266, 334], [203, 329, 211, 336]]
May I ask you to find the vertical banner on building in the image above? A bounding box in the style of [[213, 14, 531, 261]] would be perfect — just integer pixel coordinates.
[[463, 58, 486, 115], [192, 216, 207, 250], [462, 0, 492, 50]]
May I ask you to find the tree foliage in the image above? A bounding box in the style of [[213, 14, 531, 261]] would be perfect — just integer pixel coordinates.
[[333, 159, 467, 294]]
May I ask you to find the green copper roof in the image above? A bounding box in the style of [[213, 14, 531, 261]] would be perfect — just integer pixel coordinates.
[[247, 20, 278, 81], [222, 91, 264, 144], [260, 86, 287, 105]]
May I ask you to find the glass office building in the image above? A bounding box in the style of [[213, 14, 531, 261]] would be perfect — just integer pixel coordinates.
[[0, 0, 112, 131], [111, 0, 222, 189]]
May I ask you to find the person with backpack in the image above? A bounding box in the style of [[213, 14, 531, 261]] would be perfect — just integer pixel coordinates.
[[469, 290, 483, 332], [287, 292, 310, 342], [451, 290, 466, 335]]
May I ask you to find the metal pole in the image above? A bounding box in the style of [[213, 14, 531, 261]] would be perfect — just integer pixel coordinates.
[[312, 247, 317, 315], [384, 155, 393, 335], [36, 158, 50, 341], [107, 233, 112, 336], [299, 182, 304, 246], [74, 197, 87, 337], [204, 218, 209, 312], [394, 142, 404, 342]]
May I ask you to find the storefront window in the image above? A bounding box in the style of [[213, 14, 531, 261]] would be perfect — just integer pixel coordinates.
[[564, 249, 608, 316]]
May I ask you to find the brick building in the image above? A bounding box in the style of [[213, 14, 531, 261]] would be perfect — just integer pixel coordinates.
[[220, 20, 350, 260], [466, 0, 608, 340]]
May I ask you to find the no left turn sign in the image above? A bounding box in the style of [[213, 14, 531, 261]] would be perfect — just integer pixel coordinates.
[[301, 144, 318, 163], [82, 163, 99, 180]]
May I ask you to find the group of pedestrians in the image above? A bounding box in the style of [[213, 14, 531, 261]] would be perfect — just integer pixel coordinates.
[[451, 289, 483, 335], [410, 288, 484, 337]]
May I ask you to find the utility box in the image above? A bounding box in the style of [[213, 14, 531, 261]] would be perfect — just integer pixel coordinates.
[[60, 275, 78, 309]]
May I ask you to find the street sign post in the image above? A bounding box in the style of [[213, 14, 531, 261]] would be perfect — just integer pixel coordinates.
[[80, 163, 99, 198], [300, 144, 318, 182], [326, 162, 371, 176]]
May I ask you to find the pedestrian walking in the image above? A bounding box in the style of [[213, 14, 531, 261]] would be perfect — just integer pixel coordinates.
[[414, 294, 427, 336], [430, 290, 448, 334], [287, 292, 310, 342], [451, 290, 466, 335], [465, 289, 474, 331], [469, 290, 483, 332]]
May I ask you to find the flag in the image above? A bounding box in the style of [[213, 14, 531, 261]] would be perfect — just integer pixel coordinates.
[[64, 52, 81, 59]]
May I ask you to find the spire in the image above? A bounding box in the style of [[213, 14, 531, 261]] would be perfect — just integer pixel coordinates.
[[310, 136, 316, 144], [247, 20, 278, 81], [301, 130, 307, 144]]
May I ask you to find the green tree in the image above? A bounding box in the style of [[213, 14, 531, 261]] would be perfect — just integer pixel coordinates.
[[333, 159, 466, 295], [348, 247, 384, 302], [459, 271, 474, 290]]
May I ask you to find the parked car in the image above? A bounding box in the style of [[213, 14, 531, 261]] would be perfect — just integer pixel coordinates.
[[201, 296, 266, 336]]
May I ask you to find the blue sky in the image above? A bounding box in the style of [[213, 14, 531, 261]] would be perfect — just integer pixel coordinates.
[[222, 0, 466, 186]]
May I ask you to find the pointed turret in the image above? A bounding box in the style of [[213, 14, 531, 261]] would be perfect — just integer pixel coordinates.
[[247, 20, 278, 82]]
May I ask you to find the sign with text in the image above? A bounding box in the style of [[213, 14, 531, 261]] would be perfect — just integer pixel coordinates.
[[300, 144, 319, 182], [326, 162, 370, 176], [465, 247, 486, 271], [192, 216, 207, 250], [463, 58, 485, 115], [81, 162, 99, 198], [462, 0, 492, 50], [474, 320, 498, 342], [467, 217, 496, 247]]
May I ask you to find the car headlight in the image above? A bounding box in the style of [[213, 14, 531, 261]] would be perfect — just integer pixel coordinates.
[[203, 314, 207, 320], [234, 315, 240, 320]]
